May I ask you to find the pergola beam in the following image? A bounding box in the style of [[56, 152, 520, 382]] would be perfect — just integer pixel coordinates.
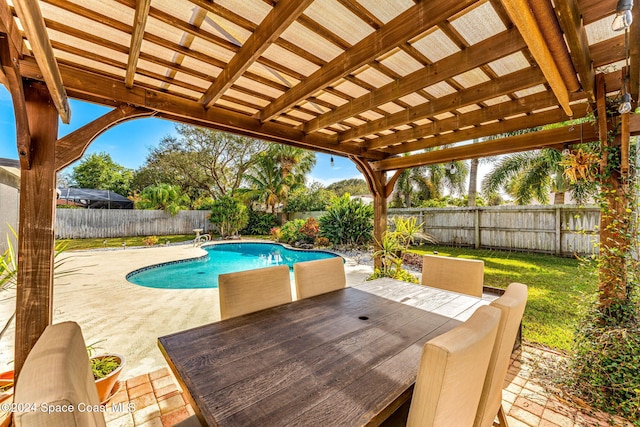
[[371, 124, 600, 171], [304, 28, 526, 134], [259, 0, 477, 122], [0, 35, 31, 169], [366, 90, 570, 151], [340, 67, 546, 143], [55, 104, 156, 171], [124, 0, 150, 88], [18, 57, 385, 160], [383, 106, 589, 156], [500, 0, 572, 116], [554, 0, 595, 104], [199, 0, 313, 107], [0, 0, 23, 56], [12, 0, 71, 123]]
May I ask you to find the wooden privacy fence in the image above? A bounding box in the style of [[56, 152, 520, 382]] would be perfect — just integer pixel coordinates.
[[55, 209, 211, 239], [57, 206, 600, 256], [292, 206, 600, 256], [390, 206, 600, 256]]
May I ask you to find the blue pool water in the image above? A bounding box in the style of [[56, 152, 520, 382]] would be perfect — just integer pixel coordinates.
[[127, 242, 341, 289]]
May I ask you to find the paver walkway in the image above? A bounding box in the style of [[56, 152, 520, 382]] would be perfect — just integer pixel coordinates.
[[103, 345, 632, 427]]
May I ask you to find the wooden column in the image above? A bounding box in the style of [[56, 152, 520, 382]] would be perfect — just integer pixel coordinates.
[[350, 156, 399, 269], [595, 73, 630, 310], [14, 81, 58, 376]]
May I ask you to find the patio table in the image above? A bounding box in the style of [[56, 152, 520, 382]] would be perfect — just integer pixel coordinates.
[[158, 278, 488, 427]]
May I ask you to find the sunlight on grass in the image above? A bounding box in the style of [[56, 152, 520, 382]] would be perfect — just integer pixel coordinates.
[[410, 244, 598, 352]]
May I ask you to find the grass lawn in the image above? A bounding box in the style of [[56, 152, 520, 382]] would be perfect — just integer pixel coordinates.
[[410, 245, 598, 353], [56, 235, 195, 250]]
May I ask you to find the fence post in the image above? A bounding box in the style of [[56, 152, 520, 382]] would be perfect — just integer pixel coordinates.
[[555, 207, 561, 255], [474, 208, 480, 249]]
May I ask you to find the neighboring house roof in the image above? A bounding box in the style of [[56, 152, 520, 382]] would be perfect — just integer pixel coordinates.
[[0, 158, 20, 189], [58, 188, 134, 209]]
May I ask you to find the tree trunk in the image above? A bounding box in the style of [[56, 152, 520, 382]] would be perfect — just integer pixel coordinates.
[[404, 193, 411, 208], [468, 158, 478, 207], [553, 192, 565, 204]]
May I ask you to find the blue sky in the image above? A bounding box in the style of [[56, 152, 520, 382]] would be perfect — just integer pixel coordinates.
[[0, 86, 363, 186]]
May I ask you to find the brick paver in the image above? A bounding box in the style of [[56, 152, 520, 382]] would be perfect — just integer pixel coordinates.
[[104, 345, 632, 427]]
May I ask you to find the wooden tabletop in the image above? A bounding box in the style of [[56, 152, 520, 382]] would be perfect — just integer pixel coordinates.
[[158, 279, 488, 427]]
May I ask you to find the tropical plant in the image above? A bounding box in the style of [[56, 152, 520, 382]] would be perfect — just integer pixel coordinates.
[[89, 355, 121, 380], [208, 196, 249, 237], [241, 210, 278, 236], [135, 183, 190, 215], [278, 219, 305, 244], [1, 227, 78, 341], [299, 218, 320, 244], [392, 155, 468, 208], [319, 194, 373, 246], [482, 149, 596, 205], [242, 154, 289, 214]]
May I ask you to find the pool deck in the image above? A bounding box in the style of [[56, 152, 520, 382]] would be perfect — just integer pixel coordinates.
[[0, 240, 373, 377]]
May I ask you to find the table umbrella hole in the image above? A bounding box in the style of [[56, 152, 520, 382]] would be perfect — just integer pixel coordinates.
[[358, 316, 369, 320]]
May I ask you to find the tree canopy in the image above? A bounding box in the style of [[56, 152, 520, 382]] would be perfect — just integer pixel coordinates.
[[69, 152, 133, 196], [133, 125, 268, 200]]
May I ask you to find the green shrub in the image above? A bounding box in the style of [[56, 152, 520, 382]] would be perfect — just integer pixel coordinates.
[[319, 194, 373, 246], [242, 210, 278, 235], [279, 219, 305, 244], [568, 302, 640, 423], [209, 196, 249, 237]]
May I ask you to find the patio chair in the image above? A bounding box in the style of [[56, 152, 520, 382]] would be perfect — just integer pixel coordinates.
[[219, 265, 292, 319], [293, 257, 346, 299], [406, 305, 501, 427], [14, 321, 106, 427], [474, 282, 528, 427], [421, 254, 484, 297]]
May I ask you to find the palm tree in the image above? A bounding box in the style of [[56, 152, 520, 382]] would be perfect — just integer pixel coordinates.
[[481, 149, 594, 205], [268, 145, 316, 182], [393, 158, 468, 207], [135, 183, 190, 215], [243, 154, 289, 214]]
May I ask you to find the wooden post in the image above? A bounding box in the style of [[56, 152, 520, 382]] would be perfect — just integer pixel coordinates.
[[372, 170, 387, 269], [474, 208, 480, 249], [14, 81, 58, 377], [349, 156, 388, 269], [595, 73, 630, 309], [555, 207, 561, 256]]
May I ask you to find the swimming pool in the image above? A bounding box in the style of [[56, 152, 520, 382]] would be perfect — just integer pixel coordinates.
[[126, 242, 341, 289]]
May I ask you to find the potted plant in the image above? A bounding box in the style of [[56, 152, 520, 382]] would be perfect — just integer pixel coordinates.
[[90, 353, 125, 403]]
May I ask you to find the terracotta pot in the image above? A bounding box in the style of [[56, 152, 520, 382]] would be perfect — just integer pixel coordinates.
[[91, 354, 125, 404], [0, 371, 14, 427]]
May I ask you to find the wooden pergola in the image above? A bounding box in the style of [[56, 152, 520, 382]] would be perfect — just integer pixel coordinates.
[[1, 0, 638, 375]]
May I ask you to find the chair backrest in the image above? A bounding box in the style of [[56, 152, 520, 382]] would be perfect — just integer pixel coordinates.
[[474, 282, 528, 427], [219, 264, 292, 319], [406, 305, 501, 427], [14, 321, 106, 427], [421, 254, 484, 297], [294, 257, 346, 299]]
